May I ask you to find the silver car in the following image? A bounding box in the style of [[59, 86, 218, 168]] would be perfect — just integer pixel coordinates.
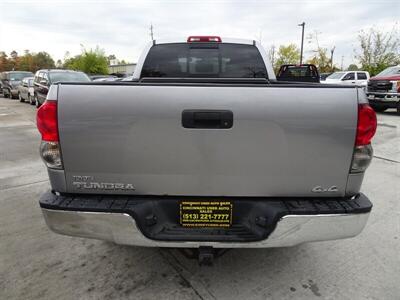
[[17, 77, 35, 104]]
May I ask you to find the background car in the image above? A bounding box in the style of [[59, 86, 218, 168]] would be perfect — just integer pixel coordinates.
[[0, 71, 34, 99], [17, 77, 35, 104], [33, 69, 91, 107], [320, 72, 333, 81], [323, 71, 370, 86]]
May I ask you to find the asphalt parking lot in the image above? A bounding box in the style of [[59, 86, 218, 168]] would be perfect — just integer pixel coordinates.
[[0, 95, 399, 300]]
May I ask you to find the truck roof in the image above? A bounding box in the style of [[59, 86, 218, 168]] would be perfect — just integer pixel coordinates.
[[35, 69, 85, 73], [154, 37, 255, 45]]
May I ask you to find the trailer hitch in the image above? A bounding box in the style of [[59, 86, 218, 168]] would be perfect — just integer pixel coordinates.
[[178, 247, 230, 266], [198, 247, 214, 266]]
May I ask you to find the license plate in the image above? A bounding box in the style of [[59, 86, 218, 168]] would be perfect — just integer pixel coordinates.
[[180, 201, 233, 228]]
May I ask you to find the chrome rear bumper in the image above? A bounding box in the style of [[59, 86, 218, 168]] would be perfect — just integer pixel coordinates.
[[41, 208, 370, 248]]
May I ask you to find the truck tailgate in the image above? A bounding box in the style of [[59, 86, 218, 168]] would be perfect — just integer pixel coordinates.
[[58, 84, 357, 197]]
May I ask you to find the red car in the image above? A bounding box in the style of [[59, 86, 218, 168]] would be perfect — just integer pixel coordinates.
[[367, 66, 400, 114]]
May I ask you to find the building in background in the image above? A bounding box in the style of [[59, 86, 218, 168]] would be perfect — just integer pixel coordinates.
[[108, 62, 136, 76]]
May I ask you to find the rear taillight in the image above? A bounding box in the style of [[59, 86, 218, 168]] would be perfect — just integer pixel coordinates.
[[37, 100, 63, 169], [37, 100, 58, 142], [351, 104, 377, 173], [187, 36, 222, 43], [355, 104, 377, 146]]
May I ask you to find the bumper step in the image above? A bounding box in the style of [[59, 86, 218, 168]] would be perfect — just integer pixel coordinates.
[[40, 192, 372, 244]]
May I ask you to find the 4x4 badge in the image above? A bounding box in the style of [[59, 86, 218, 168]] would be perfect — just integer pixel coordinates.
[[312, 186, 338, 193]]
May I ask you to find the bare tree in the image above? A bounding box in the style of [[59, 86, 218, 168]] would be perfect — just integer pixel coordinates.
[[355, 26, 400, 75], [306, 31, 337, 72]]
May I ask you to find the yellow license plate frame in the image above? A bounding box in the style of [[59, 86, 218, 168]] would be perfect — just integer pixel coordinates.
[[180, 201, 233, 228]]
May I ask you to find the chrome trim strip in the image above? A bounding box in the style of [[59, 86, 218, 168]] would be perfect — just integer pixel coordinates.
[[41, 209, 370, 248], [367, 92, 399, 96]]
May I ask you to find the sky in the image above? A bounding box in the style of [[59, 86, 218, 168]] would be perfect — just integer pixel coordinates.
[[0, 0, 398, 68]]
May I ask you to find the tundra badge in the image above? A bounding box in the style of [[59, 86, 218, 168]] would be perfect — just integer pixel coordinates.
[[72, 176, 135, 191]]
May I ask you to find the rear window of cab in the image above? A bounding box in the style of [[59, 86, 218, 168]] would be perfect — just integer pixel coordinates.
[[141, 43, 267, 78]]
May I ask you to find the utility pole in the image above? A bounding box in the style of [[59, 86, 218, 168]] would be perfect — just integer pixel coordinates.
[[341, 55, 344, 71], [150, 23, 154, 41], [298, 22, 305, 65], [330, 46, 336, 71], [270, 45, 276, 69]]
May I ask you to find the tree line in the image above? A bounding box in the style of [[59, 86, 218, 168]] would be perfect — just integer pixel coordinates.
[[0, 47, 123, 75], [0, 50, 56, 73], [0, 27, 399, 76], [269, 27, 400, 75]]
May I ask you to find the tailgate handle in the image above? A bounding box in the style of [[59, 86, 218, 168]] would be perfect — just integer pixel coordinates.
[[182, 110, 233, 129]]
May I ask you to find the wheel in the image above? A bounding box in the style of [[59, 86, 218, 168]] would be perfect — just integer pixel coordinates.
[[29, 94, 35, 105], [35, 95, 41, 108], [18, 92, 24, 102], [4, 89, 10, 98], [397, 102, 400, 116], [371, 105, 387, 113]]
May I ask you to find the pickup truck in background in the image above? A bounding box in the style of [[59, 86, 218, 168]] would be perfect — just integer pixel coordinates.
[[322, 71, 370, 86], [366, 65, 400, 114], [276, 64, 320, 83], [37, 36, 377, 263]]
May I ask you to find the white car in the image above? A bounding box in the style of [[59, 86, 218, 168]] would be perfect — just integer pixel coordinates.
[[322, 71, 370, 86], [17, 77, 35, 104]]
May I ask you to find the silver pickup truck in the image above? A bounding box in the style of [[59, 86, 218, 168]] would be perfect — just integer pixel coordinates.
[[37, 36, 377, 260]]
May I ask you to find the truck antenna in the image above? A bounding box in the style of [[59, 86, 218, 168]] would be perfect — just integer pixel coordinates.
[[150, 23, 154, 41]]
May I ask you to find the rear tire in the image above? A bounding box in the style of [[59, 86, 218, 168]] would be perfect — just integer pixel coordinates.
[[4, 89, 10, 98], [35, 95, 40, 108], [29, 94, 35, 105], [371, 105, 387, 113], [396, 102, 400, 116]]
